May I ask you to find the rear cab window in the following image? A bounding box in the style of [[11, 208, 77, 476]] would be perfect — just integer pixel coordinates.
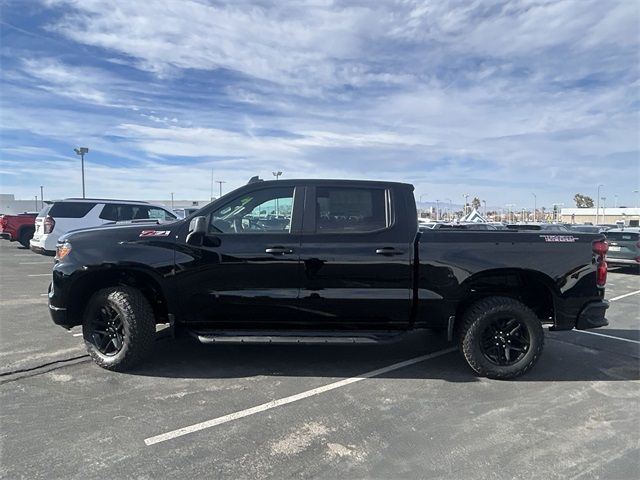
[[315, 187, 389, 233]]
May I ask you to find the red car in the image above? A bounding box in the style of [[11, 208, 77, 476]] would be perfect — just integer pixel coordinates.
[[0, 212, 37, 248]]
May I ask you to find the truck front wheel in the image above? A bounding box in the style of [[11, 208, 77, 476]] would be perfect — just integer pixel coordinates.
[[82, 287, 156, 371], [459, 297, 544, 379]]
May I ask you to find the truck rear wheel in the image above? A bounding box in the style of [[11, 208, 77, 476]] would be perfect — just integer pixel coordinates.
[[459, 296, 544, 379], [19, 228, 34, 248], [82, 287, 156, 371]]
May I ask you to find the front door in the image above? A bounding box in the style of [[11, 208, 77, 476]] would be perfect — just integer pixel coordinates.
[[297, 184, 414, 329], [176, 184, 303, 328]]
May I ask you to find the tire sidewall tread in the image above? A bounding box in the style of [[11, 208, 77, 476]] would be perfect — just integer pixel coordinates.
[[82, 286, 155, 372], [459, 296, 544, 380]]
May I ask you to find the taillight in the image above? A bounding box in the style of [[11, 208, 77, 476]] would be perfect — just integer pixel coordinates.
[[0, 216, 6, 228], [592, 240, 608, 257], [43, 215, 55, 234], [593, 240, 608, 287]]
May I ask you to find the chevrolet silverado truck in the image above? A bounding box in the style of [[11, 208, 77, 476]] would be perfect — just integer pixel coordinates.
[[0, 212, 37, 248], [48, 179, 610, 378]]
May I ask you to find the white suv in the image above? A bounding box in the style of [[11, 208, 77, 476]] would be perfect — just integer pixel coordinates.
[[30, 199, 177, 255]]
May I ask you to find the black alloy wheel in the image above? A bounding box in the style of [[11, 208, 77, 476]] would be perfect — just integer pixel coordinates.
[[88, 304, 125, 356], [479, 316, 530, 366]]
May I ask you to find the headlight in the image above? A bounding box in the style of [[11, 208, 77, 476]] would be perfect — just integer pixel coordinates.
[[55, 242, 72, 261]]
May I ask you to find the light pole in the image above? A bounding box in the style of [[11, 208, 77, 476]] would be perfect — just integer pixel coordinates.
[[531, 192, 537, 222], [634, 190, 639, 209], [505, 204, 516, 223], [74, 147, 89, 198], [210, 169, 214, 201], [596, 184, 604, 225], [272, 171, 282, 216], [171, 192, 174, 210], [463, 194, 469, 216], [215, 180, 226, 198], [482, 200, 487, 217], [552, 203, 564, 222], [435, 200, 440, 221], [34, 195, 38, 211], [40, 186, 44, 209], [601, 197, 606, 221], [446, 199, 452, 221], [614, 194, 618, 208]]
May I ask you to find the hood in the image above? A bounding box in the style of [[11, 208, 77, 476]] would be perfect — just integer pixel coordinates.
[[58, 220, 183, 244]]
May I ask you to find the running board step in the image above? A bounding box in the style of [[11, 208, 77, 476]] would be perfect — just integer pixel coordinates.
[[188, 330, 408, 345]]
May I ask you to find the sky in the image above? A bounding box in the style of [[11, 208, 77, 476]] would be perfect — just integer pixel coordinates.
[[0, 0, 639, 209]]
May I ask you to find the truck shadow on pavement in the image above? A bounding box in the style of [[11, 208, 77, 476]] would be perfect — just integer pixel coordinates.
[[125, 331, 640, 383]]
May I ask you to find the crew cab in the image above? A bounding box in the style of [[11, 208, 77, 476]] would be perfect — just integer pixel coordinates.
[[0, 212, 37, 248], [48, 179, 610, 379]]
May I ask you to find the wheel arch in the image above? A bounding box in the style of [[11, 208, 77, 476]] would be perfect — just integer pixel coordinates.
[[455, 268, 558, 327], [67, 267, 173, 326]]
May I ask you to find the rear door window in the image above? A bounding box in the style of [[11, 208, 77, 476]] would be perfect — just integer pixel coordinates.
[[315, 187, 388, 233], [48, 202, 96, 218], [100, 204, 177, 222]]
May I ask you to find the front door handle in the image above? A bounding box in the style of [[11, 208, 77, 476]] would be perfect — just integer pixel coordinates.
[[375, 247, 404, 256], [266, 246, 294, 255]]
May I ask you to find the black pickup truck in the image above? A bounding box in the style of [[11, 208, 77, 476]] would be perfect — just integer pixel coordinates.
[[48, 179, 610, 378]]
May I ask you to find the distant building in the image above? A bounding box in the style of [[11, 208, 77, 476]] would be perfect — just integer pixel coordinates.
[[560, 207, 640, 226], [0, 194, 42, 214]]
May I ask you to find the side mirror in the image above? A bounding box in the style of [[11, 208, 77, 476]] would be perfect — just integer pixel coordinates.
[[186, 216, 207, 245]]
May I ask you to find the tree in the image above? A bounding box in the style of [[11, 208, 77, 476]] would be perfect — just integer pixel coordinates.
[[471, 197, 481, 211], [574, 193, 594, 208]]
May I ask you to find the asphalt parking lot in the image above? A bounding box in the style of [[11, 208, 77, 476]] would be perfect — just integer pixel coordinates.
[[0, 241, 638, 479]]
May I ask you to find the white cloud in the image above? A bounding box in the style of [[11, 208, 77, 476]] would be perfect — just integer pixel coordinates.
[[0, 0, 637, 206]]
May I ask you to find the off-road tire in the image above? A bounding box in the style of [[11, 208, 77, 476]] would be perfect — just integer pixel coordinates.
[[82, 286, 156, 371], [459, 296, 544, 379], [18, 228, 34, 248]]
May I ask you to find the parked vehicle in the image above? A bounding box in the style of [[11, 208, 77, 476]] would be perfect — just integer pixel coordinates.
[[49, 179, 609, 379], [506, 223, 570, 232], [0, 212, 37, 247], [424, 222, 497, 231], [569, 225, 610, 233], [31, 199, 177, 255], [603, 228, 640, 270], [173, 207, 200, 219]]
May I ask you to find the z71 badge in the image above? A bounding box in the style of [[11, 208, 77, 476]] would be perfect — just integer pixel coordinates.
[[540, 235, 578, 243], [139, 230, 171, 237]]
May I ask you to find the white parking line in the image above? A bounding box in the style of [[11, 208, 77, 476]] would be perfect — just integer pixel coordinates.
[[40, 293, 48, 296], [570, 290, 640, 344], [609, 290, 640, 302], [27, 274, 51, 277], [144, 347, 457, 446], [573, 330, 640, 345], [72, 333, 83, 337]]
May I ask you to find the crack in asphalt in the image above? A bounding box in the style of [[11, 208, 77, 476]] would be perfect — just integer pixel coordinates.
[[0, 355, 90, 384]]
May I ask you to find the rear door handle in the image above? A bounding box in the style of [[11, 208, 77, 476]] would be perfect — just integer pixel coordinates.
[[375, 247, 404, 256], [265, 246, 294, 255]]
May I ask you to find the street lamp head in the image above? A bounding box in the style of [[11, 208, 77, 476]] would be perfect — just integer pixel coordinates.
[[272, 171, 282, 177], [74, 147, 89, 155]]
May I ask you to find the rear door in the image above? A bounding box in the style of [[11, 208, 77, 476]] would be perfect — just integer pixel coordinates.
[[296, 184, 415, 329]]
